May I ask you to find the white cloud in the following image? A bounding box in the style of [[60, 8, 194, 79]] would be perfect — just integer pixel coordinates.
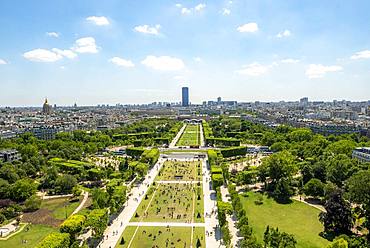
[[142, 55, 185, 71], [237, 23, 258, 33], [23, 49, 63, 62], [86, 16, 110, 26], [350, 50, 370, 60], [181, 7, 191, 14], [306, 64, 343, 79], [46, 32, 59, 38], [134, 24, 161, 35], [276, 29, 291, 38], [179, 3, 205, 14], [280, 58, 299, 64], [194, 57, 202, 62], [222, 8, 231, 15], [52, 48, 77, 59], [0, 59, 7, 65], [236, 63, 269, 76], [195, 3, 206, 11], [72, 37, 98, 53], [109, 57, 135, 68]]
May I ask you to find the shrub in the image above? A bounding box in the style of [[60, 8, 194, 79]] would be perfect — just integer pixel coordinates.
[[35, 232, 70, 248]]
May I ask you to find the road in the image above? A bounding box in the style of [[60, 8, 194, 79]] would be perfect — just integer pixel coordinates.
[[169, 123, 186, 148]]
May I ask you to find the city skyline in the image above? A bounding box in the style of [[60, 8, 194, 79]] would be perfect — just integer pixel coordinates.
[[0, 0, 370, 106]]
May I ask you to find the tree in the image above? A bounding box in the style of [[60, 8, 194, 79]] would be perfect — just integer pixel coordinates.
[[85, 209, 108, 238], [25, 195, 42, 211], [0, 164, 19, 183], [346, 170, 370, 240], [0, 179, 10, 199], [326, 238, 348, 248], [319, 189, 353, 235], [259, 151, 297, 186], [10, 179, 37, 202], [60, 215, 86, 239], [91, 188, 109, 209], [326, 155, 355, 187], [303, 178, 325, 198], [221, 225, 231, 246], [273, 178, 293, 203], [263, 226, 297, 248], [55, 174, 77, 194]]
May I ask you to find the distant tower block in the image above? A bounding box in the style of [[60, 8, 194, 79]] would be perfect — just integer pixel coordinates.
[[182, 87, 189, 107]]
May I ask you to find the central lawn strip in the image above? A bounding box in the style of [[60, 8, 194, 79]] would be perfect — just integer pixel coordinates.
[[240, 192, 329, 248], [131, 183, 204, 223], [176, 124, 200, 147], [156, 160, 202, 181], [116, 226, 205, 248]]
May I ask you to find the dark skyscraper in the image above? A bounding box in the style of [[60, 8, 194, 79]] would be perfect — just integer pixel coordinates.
[[182, 87, 189, 107]]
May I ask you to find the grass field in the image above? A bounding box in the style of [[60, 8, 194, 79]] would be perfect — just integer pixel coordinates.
[[176, 124, 200, 147], [240, 192, 330, 248], [0, 224, 56, 248], [156, 161, 202, 181], [116, 226, 205, 248], [131, 183, 204, 223], [42, 197, 81, 220]]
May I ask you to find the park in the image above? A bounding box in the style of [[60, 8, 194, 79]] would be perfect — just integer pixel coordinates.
[[176, 124, 200, 147]]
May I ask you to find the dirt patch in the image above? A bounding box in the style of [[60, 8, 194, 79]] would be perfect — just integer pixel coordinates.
[[23, 209, 63, 228]]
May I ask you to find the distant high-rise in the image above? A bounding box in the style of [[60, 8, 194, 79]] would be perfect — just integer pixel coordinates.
[[217, 97, 222, 103], [182, 87, 189, 107]]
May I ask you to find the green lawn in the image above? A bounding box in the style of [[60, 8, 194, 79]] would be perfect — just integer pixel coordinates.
[[131, 183, 204, 223], [240, 192, 330, 248], [0, 224, 56, 248], [176, 124, 200, 146], [116, 226, 205, 248], [41, 197, 81, 220], [156, 161, 202, 181]]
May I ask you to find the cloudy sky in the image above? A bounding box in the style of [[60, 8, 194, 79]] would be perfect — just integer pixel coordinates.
[[0, 0, 369, 106]]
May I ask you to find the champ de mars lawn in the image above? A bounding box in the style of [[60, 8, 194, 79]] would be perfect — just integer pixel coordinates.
[[241, 192, 330, 248], [116, 226, 205, 248]]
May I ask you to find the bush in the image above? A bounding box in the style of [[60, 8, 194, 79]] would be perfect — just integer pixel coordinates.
[[60, 214, 86, 238], [35, 232, 70, 248], [24, 195, 42, 211]]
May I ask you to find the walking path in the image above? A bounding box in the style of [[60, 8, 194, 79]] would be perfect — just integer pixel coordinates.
[[220, 185, 241, 247], [169, 124, 186, 148], [202, 159, 225, 248], [127, 222, 206, 227], [292, 195, 326, 212], [72, 191, 89, 215], [199, 123, 205, 147], [98, 159, 164, 248]]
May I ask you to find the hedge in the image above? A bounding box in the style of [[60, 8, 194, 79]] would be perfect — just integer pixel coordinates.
[[212, 174, 224, 188], [220, 146, 247, 158], [126, 147, 145, 158], [140, 148, 160, 166], [36, 232, 70, 248], [207, 150, 218, 166], [206, 137, 241, 147]]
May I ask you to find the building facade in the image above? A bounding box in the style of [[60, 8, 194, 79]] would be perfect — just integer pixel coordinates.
[[352, 147, 370, 162], [182, 87, 189, 107]]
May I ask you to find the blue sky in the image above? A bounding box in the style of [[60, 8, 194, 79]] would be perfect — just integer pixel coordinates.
[[0, 0, 369, 106]]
